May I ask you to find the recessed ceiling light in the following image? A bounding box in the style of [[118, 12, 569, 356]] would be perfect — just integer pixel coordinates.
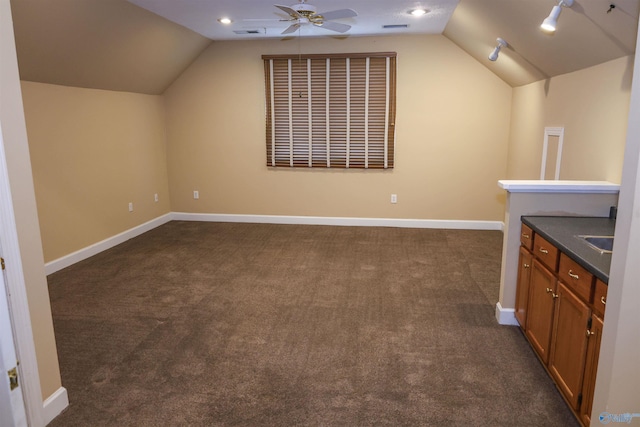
[[409, 8, 429, 17], [218, 17, 233, 25]]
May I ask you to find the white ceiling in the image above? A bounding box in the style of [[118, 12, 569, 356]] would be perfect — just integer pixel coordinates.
[[9, 0, 640, 93], [126, 0, 460, 39]]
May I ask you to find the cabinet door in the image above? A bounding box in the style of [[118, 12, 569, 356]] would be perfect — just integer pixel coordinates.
[[525, 259, 557, 364], [580, 314, 604, 426], [548, 281, 591, 410], [515, 246, 533, 329], [593, 279, 607, 319]]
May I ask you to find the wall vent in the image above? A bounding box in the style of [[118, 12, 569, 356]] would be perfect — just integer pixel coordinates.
[[382, 24, 409, 29]]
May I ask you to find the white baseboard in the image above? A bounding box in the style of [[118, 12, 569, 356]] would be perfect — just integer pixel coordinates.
[[171, 212, 504, 231], [495, 302, 520, 326], [44, 213, 173, 275], [42, 386, 68, 425], [45, 212, 503, 275]]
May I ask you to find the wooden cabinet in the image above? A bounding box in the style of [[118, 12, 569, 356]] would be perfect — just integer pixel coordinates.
[[525, 258, 557, 364], [579, 314, 604, 426], [548, 281, 591, 410], [516, 220, 608, 426], [515, 246, 532, 328]]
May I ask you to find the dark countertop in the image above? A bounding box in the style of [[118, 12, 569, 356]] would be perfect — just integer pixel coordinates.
[[521, 216, 615, 283]]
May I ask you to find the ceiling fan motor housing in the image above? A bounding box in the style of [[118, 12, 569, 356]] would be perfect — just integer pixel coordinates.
[[292, 2, 317, 17]]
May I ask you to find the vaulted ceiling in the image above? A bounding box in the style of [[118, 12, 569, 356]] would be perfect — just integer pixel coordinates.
[[10, 0, 640, 94], [446, 0, 639, 86], [10, 0, 211, 94]]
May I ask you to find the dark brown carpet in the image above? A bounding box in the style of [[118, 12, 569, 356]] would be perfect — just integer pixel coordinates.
[[47, 221, 579, 426]]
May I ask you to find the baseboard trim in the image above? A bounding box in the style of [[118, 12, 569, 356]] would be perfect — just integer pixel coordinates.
[[495, 302, 519, 326], [171, 212, 504, 231], [42, 386, 68, 425], [44, 213, 173, 275], [45, 212, 504, 275]]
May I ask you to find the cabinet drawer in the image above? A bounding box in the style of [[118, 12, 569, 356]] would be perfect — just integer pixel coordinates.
[[520, 223, 534, 250], [558, 254, 594, 303], [593, 278, 607, 318], [533, 234, 559, 271]]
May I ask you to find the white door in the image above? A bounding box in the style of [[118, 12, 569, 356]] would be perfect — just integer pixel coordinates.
[[0, 262, 27, 427]]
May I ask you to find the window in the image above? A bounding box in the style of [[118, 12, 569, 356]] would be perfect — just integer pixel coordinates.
[[263, 52, 396, 169]]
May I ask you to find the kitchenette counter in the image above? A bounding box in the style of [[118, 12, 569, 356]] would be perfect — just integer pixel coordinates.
[[521, 216, 615, 283]]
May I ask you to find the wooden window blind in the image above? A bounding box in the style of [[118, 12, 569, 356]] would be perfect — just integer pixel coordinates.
[[263, 52, 396, 169]]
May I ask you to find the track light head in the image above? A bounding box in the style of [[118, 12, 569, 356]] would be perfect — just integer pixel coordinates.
[[541, 0, 574, 33], [488, 38, 508, 62]]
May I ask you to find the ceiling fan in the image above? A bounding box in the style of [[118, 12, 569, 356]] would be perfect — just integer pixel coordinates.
[[247, 0, 358, 35]]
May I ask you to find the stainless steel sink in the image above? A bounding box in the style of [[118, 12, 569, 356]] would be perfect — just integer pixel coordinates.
[[578, 235, 614, 254]]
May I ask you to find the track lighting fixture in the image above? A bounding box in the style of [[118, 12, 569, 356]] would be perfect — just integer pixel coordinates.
[[540, 0, 574, 33], [488, 38, 507, 62]]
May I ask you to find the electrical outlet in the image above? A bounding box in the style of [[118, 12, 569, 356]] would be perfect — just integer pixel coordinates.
[[154, 193, 159, 202], [128, 202, 134, 212], [193, 190, 199, 200], [391, 194, 397, 204]]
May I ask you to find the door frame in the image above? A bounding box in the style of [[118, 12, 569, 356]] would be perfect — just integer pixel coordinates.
[[0, 253, 28, 426], [0, 123, 43, 426], [540, 126, 564, 180]]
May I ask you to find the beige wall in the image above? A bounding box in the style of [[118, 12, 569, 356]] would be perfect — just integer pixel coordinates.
[[1, 0, 60, 402], [21, 82, 171, 262], [507, 56, 633, 182], [164, 35, 512, 221]]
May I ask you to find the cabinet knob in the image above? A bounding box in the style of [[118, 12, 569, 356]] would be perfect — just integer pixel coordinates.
[[552, 293, 559, 299], [586, 329, 595, 337], [600, 296, 606, 305], [568, 270, 580, 280], [522, 233, 530, 239], [523, 263, 530, 269], [546, 287, 553, 293], [539, 248, 549, 254]]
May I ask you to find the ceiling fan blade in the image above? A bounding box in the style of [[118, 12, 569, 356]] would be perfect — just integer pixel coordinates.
[[281, 23, 301, 34], [316, 9, 357, 21], [275, 4, 301, 19], [315, 20, 351, 33]]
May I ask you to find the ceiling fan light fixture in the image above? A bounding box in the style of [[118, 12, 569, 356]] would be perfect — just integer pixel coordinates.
[[540, 0, 574, 33], [218, 17, 233, 25], [409, 8, 429, 17]]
